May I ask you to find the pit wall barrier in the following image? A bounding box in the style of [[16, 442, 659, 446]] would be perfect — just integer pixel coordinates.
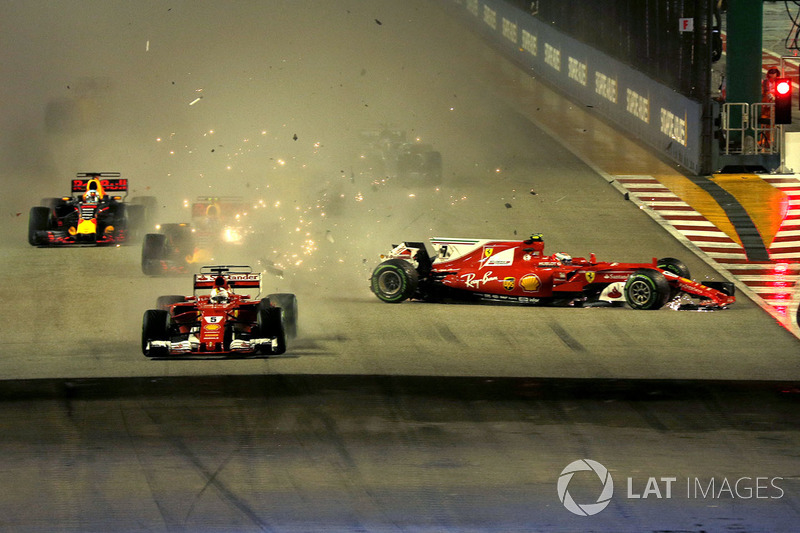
[[785, 132, 800, 173], [448, 0, 703, 174]]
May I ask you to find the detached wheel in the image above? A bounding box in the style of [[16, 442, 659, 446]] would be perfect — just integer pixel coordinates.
[[624, 269, 670, 310], [142, 233, 167, 275], [28, 206, 50, 246], [142, 309, 170, 357], [267, 293, 298, 338], [370, 259, 419, 303], [256, 307, 286, 355]]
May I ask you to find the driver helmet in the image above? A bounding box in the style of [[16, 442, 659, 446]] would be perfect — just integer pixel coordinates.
[[84, 189, 100, 203], [554, 252, 572, 265], [210, 276, 230, 303]]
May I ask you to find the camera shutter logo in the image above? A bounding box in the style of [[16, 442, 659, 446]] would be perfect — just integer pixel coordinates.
[[557, 459, 614, 516]]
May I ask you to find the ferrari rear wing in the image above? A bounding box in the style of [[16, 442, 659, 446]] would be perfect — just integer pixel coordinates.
[[193, 265, 261, 291]]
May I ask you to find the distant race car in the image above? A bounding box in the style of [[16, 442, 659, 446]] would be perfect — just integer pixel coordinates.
[[141, 196, 253, 275], [28, 172, 155, 246], [355, 129, 442, 185], [370, 234, 736, 310], [142, 265, 298, 357]]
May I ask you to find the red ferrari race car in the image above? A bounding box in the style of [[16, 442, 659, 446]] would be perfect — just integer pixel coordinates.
[[142, 265, 298, 357], [370, 234, 736, 310], [28, 172, 155, 246]]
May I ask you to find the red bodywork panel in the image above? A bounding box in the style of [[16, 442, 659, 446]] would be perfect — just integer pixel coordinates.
[[420, 238, 735, 307], [168, 294, 260, 354]]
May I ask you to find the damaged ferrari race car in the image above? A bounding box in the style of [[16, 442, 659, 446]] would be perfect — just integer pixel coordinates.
[[142, 265, 298, 357], [370, 234, 735, 310]]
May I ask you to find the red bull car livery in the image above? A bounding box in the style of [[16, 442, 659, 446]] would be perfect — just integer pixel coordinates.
[[28, 172, 153, 246], [141, 197, 253, 276], [370, 234, 736, 310], [142, 265, 298, 357]]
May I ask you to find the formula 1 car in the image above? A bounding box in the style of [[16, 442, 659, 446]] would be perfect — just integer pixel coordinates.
[[28, 172, 154, 246], [370, 234, 736, 310], [142, 265, 298, 357], [141, 197, 253, 276], [355, 129, 443, 185]]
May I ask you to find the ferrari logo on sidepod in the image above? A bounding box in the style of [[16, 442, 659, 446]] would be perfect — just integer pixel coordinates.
[[585, 272, 595, 284]]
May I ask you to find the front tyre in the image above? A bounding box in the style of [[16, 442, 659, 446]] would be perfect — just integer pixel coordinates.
[[656, 257, 690, 279], [624, 269, 670, 310], [266, 293, 298, 338], [257, 307, 286, 355], [656, 257, 690, 301], [370, 259, 419, 303], [142, 233, 167, 276], [142, 309, 170, 357], [28, 206, 50, 246]]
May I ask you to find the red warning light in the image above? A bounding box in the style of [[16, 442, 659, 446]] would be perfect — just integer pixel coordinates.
[[774, 78, 793, 124]]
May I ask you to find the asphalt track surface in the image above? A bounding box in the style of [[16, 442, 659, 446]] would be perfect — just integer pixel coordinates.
[[1, 1, 800, 531]]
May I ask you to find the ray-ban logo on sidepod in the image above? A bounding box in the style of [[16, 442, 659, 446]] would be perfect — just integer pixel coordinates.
[[557, 459, 614, 516]]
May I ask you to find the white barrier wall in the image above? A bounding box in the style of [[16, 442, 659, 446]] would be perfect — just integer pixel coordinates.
[[784, 132, 800, 174], [448, 0, 704, 174]]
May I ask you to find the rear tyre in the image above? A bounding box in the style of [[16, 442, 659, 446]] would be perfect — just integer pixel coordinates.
[[28, 206, 50, 246], [624, 269, 670, 310], [125, 204, 146, 241], [267, 293, 298, 338], [142, 309, 170, 357], [142, 233, 167, 275], [256, 307, 286, 355], [131, 195, 158, 227], [370, 259, 419, 303]]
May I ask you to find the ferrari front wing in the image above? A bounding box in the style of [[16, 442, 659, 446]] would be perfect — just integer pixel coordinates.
[[147, 336, 281, 355]]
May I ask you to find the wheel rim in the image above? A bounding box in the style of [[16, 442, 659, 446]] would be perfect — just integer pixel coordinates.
[[628, 280, 652, 305], [378, 270, 402, 296]]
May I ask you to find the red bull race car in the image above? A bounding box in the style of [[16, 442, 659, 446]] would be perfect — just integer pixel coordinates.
[[28, 172, 154, 246], [141, 197, 254, 276], [370, 234, 736, 310], [142, 265, 298, 357]]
